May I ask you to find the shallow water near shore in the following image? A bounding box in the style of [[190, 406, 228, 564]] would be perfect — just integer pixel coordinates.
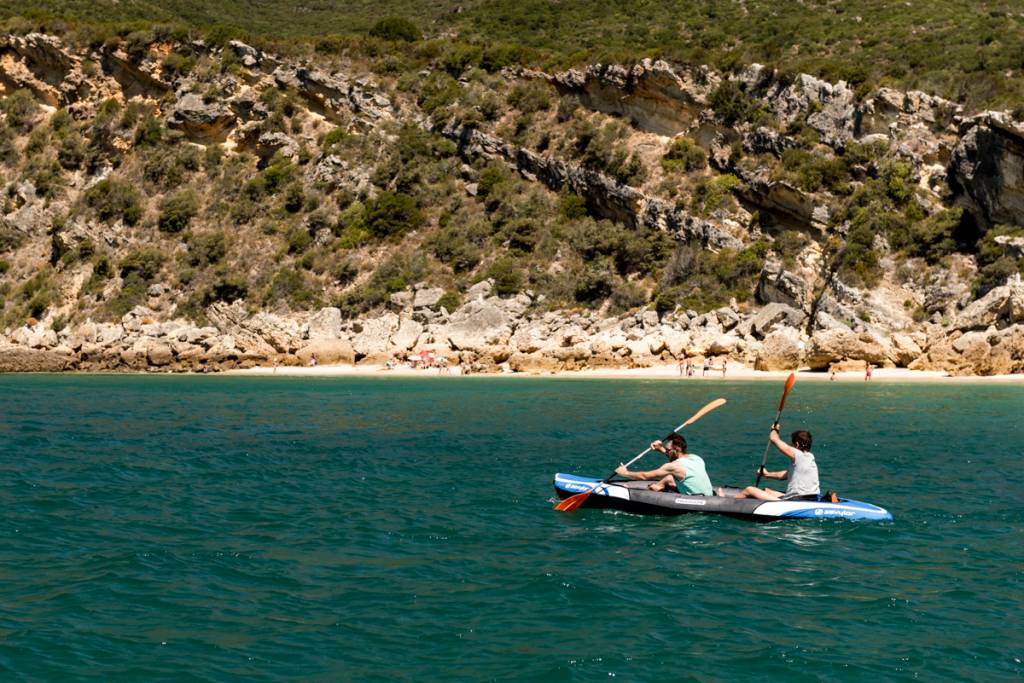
[[0, 375, 1021, 681]]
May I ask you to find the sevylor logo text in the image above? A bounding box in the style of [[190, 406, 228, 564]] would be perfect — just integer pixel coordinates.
[[814, 508, 855, 517]]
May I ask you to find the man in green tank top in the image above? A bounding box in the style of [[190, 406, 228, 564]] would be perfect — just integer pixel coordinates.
[[614, 433, 714, 496]]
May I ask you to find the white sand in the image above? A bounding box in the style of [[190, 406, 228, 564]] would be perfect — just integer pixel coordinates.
[[228, 362, 1024, 382]]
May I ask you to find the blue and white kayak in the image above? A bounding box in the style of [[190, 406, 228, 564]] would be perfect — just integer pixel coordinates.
[[554, 473, 893, 521]]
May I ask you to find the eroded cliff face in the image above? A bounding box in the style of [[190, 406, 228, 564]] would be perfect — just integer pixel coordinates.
[[950, 113, 1024, 231], [0, 32, 1023, 375]]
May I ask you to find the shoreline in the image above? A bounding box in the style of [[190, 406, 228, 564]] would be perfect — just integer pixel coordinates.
[[225, 362, 1024, 383]]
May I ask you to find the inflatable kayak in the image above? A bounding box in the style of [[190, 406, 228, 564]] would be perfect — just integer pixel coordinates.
[[554, 473, 893, 521]]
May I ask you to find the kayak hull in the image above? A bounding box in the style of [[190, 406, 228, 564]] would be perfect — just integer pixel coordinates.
[[554, 473, 893, 521]]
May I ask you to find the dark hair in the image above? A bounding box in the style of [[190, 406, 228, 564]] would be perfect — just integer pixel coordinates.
[[665, 433, 687, 452], [791, 430, 812, 450]]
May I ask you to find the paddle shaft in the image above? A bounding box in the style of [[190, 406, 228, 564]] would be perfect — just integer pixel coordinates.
[[588, 417, 693, 495], [554, 398, 727, 511], [754, 413, 782, 488], [755, 374, 796, 488]]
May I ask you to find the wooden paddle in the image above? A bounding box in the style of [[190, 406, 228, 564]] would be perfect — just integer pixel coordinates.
[[554, 398, 727, 512], [755, 373, 796, 488]]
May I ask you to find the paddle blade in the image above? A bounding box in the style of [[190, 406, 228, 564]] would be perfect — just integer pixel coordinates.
[[682, 398, 727, 428], [777, 373, 796, 412], [554, 491, 590, 512]]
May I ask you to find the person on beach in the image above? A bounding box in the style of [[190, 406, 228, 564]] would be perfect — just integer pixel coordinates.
[[721, 361, 727, 378], [678, 359, 686, 377], [830, 368, 836, 381], [702, 358, 711, 376], [614, 433, 714, 496], [865, 362, 873, 381], [719, 427, 819, 500]]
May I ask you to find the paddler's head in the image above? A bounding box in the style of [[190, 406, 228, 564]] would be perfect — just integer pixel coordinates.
[[791, 431, 812, 451], [664, 432, 687, 458]]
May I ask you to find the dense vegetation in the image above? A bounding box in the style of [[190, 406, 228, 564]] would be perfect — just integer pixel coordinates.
[[3, 0, 1024, 109], [0, 11, 1019, 332]]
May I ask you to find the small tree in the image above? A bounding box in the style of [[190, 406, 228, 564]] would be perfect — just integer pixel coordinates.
[[158, 190, 200, 233], [85, 179, 144, 225], [661, 137, 707, 173], [369, 16, 421, 42], [362, 192, 423, 238]]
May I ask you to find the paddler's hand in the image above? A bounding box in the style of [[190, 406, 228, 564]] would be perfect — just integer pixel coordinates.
[[615, 464, 629, 477], [756, 466, 767, 478], [650, 440, 664, 452]]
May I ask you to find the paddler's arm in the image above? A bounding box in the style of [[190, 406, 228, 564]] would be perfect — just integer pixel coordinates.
[[615, 463, 673, 480], [769, 427, 798, 461], [757, 466, 788, 480]]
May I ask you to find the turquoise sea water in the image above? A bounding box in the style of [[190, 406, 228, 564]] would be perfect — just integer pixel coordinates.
[[0, 375, 1021, 682]]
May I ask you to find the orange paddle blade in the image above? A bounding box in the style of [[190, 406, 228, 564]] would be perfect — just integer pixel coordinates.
[[554, 490, 591, 512], [778, 373, 796, 411], [682, 398, 727, 428]]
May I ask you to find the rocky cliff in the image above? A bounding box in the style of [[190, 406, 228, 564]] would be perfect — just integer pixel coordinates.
[[1, 31, 1024, 375]]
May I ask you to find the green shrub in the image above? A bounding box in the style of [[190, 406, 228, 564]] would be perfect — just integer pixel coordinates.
[[973, 224, 1024, 296], [900, 208, 962, 263], [427, 228, 482, 272], [661, 137, 707, 173], [438, 290, 462, 311], [559, 193, 588, 220], [2, 89, 38, 131], [57, 133, 87, 170], [187, 231, 228, 267], [134, 114, 164, 147], [507, 81, 552, 114], [205, 277, 249, 304], [780, 148, 849, 192], [0, 259, 9, 274], [85, 179, 144, 225], [284, 185, 305, 213], [120, 248, 165, 282], [158, 189, 199, 233], [709, 81, 757, 125], [161, 51, 196, 78], [286, 226, 314, 254], [659, 239, 769, 312], [18, 268, 57, 320], [574, 259, 615, 303], [486, 258, 524, 296], [264, 268, 321, 309], [417, 71, 460, 117], [690, 174, 741, 216], [837, 221, 882, 288], [362, 191, 423, 238], [332, 259, 359, 285], [369, 16, 421, 42]]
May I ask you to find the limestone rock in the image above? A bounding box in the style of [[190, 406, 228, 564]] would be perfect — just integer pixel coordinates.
[[446, 302, 511, 351], [390, 318, 424, 351], [890, 333, 923, 366], [147, 342, 173, 366], [754, 327, 804, 371], [805, 330, 891, 369], [413, 287, 446, 310], [167, 93, 235, 142], [350, 313, 399, 357], [308, 307, 343, 340], [751, 303, 807, 337], [0, 345, 75, 372], [296, 338, 355, 365], [757, 259, 812, 310], [952, 280, 1024, 331]]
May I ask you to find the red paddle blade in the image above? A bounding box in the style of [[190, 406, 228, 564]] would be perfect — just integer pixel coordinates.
[[554, 491, 591, 511]]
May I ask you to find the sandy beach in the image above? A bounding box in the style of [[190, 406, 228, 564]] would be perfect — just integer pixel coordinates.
[[228, 362, 1024, 382]]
